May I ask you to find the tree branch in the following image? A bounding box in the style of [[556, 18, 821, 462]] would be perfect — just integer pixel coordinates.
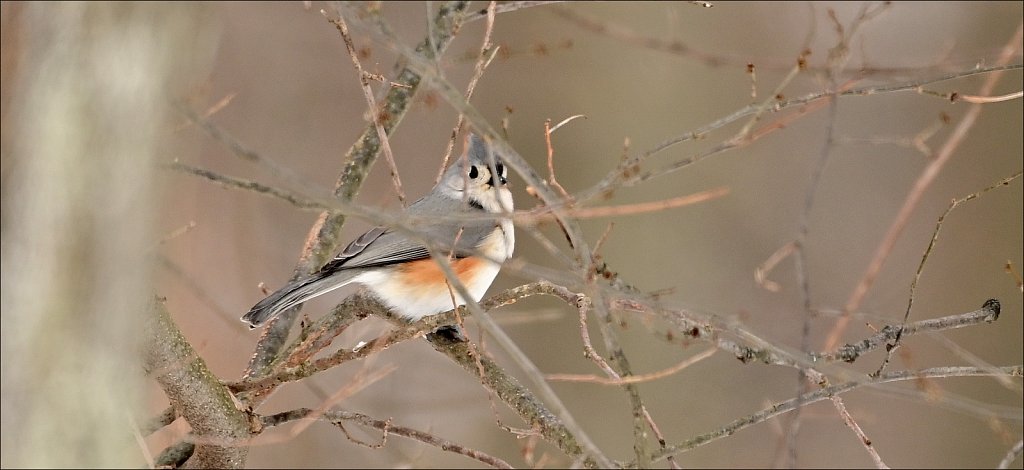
[[261, 408, 514, 469], [144, 299, 250, 469], [649, 365, 1023, 464]]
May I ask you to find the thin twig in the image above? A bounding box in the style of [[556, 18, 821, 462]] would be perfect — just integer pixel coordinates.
[[548, 114, 587, 134], [542, 117, 581, 199], [590, 295, 652, 467], [747, 63, 757, 100], [957, 90, 1023, 103], [592, 222, 615, 256], [641, 405, 681, 469], [463, 0, 564, 23], [735, 58, 805, 139], [784, 10, 861, 453], [925, 333, 1021, 391], [754, 241, 796, 292], [167, 162, 328, 211], [261, 408, 514, 469], [648, 365, 1023, 464], [551, 5, 748, 68], [275, 365, 396, 442], [835, 113, 949, 157], [546, 347, 716, 385], [157, 220, 197, 246], [574, 294, 619, 379], [829, 395, 889, 468], [174, 101, 315, 194], [571, 63, 1022, 207], [173, 92, 236, 132], [520, 186, 729, 222], [326, 11, 407, 204], [624, 80, 850, 191], [919, 89, 1023, 104], [436, 1, 500, 184], [997, 439, 1024, 469]]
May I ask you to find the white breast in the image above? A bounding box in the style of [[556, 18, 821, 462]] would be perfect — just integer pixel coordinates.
[[354, 226, 512, 321], [356, 184, 515, 321]]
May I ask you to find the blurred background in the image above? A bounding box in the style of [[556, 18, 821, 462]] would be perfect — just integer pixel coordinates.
[[3, 2, 1021, 468]]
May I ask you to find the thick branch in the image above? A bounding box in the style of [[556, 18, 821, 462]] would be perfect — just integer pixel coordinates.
[[144, 299, 250, 469]]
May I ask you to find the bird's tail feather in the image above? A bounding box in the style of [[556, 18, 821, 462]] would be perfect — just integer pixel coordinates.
[[241, 271, 359, 328]]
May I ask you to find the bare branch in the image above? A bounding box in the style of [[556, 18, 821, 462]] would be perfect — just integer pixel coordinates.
[[816, 300, 1001, 363], [325, 11, 407, 204], [829, 395, 889, 469], [437, 1, 500, 184], [261, 408, 514, 469], [167, 162, 327, 211], [546, 347, 717, 385], [649, 365, 1024, 464]]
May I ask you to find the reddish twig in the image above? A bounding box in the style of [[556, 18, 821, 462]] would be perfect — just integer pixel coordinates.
[[546, 347, 717, 385]]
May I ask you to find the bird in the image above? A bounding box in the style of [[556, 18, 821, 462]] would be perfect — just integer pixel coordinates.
[[241, 133, 514, 332]]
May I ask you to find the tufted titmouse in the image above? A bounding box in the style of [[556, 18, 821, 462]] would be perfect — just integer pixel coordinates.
[[241, 133, 515, 328]]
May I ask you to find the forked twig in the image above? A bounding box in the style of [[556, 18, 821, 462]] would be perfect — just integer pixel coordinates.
[[326, 11, 407, 204]]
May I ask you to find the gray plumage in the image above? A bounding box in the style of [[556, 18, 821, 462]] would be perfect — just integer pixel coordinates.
[[241, 134, 511, 328]]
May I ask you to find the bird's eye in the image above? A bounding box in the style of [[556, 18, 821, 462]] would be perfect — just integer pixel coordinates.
[[469, 165, 479, 179], [496, 163, 505, 178]]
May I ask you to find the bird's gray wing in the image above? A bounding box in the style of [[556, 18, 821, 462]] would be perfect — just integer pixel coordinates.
[[320, 197, 496, 272], [411, 193, 502, 260]]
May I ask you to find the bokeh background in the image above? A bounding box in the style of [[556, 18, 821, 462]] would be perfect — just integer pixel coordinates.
[[3, 2, 1021, 468]]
